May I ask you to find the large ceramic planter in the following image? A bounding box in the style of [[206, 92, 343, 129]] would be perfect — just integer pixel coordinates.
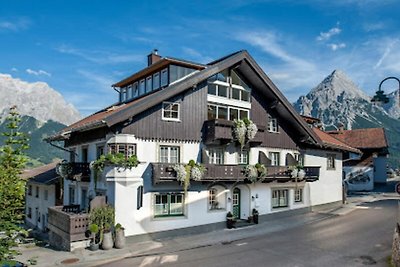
[[114, 229, 126, 249], [102, 231, 113, 250]]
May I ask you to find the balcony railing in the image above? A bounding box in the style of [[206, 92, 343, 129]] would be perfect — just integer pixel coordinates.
[[47, 205, 89, 243], [152, 163, 320, 184], [204, 119, 265, 146], [65, 162, 91, 182]]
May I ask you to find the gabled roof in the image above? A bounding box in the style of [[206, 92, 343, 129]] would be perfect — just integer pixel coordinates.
[[22, 162, 60, 185], [312, 127, 362, 154], [48, 50, 324, 146], [327, 128, 388, 150]]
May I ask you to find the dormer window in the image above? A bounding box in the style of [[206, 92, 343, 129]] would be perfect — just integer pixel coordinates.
[[132, 82, 139, 98], [161, 68, 168, 87], [207, 70, 251, 103], [139, 79, 145, 95], [127, 84, 133, 99], [162, 102, 180, 121], [146, 76, 152, 93], [153, 72, 160, 90]]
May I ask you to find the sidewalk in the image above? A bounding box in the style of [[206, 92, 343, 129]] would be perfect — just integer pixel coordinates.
[[15, 193, 400, 267]]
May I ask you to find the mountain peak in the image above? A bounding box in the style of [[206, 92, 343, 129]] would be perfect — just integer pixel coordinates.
[[0, 74, 81, 125]]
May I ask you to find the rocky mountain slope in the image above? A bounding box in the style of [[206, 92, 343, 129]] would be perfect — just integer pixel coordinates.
[[294, 70, 400, 166], [0, 74, 81, 165], [0, 74, 80, 125]]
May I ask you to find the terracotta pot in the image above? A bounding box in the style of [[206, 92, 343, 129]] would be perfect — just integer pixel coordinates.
[[114, 229, 126, 249]]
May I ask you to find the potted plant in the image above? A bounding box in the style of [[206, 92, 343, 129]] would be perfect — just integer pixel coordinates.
[[101, 223, 113, 250], [114, 223, 126, 249], [88, 224, 99, 251], [89, 205, 115, 250], [226, 211, 236, 229], [252, 209, 259, 224]]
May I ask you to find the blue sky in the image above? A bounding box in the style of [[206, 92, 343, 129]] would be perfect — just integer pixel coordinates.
[[1, 0, 399, 117]]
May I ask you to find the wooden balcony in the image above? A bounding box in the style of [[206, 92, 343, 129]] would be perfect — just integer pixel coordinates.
[[67, 162, 91, 182], [152, 163, 320, 184], [47, 205, 89, 243], [204, 119, 265, 146]]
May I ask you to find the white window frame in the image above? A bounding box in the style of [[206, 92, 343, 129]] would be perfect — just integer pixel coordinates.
[[268, 115, 278, 133], [269, 152, 280, 166], [159, 145, 180, 163], [272, 189, 288, 208], [162, 102, 180, 122], [327, 154, 336, 170], [238, 149, 248, 165], [154, 193, 184, 217], [209, 148, 224, 165], [294, 188, 303, 203], [294, 153, 304, 166], [207, 103, 249, 121]]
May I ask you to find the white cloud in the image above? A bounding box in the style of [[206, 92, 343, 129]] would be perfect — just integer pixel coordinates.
[[11, 67, 18, 72], [328, 43, 346, 51], [317, 27, 341, 41], [182, 47, 213, 64], [55, 45, 143, 64], [0, 18, 30, 32], [26, 68, 51, 77]]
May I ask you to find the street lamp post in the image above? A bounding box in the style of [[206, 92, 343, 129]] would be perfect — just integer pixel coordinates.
[[371, 77, 400, 105]]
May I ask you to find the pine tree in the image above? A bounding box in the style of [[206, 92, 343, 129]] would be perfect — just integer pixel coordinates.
[[0, 106, 29, 263]]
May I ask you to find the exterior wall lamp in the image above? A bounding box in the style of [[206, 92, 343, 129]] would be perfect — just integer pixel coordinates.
[[371, 77, 400, 105]]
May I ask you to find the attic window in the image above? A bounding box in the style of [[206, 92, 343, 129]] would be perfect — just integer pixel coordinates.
[[268, 115, 278, 133], [162, 102, 180, 121]]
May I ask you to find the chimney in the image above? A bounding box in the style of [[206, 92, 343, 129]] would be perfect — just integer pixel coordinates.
[[147, 49, 161, 66], [337, 122, 345, 133]]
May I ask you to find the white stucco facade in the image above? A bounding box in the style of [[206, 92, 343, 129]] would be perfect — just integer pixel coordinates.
[[61, 134, 344, 237], [25, 182, 56, 231]]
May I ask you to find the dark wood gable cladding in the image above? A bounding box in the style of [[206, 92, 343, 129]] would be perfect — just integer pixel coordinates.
[[250, 89, 298, 149], [116, 82, 208, 142]]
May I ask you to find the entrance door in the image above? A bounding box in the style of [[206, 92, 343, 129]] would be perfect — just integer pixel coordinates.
[[232, 188, 241, 219]]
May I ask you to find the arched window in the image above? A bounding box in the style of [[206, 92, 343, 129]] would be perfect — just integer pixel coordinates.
[[208, 185, 227, 211]]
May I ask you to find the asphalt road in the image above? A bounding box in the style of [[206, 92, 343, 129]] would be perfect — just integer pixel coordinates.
[[102, 199, 397, 267]]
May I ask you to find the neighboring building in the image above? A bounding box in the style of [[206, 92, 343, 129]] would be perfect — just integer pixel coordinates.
[[46, 50, 359, 250], [328, 128, 389, 191], [23, 162, 63, 231]]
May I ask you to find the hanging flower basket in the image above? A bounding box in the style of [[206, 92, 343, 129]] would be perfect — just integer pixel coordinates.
[[56, 161, 73, 178], [232, 119, 258, 148]]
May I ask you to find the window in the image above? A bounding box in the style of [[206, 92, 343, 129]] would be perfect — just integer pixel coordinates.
[[238, 150, 248, 164], [69, 187, 75, 205], [294, 153, 304, 167], [162, 102, 180, 121], [154, 193, 184, 217], [294, 188, 303, 203], [146, 76, 152, 93], [209, 148, 224, 165], [27, 185, 32, 196], [27, 207, 32, 219], [208, 104, 249, 121], [153, 72, 160, 90], [269, 152, 280, 166], [82, 147, 88, 162], [159, 146, 180, 163], [132, 82, 139, 98], [209, 188, 218, 210], [35, 186, 39, 198], [127, 84, 132, 99], [35, 208, 40, 222], [120, 87, 127, 102], [137, 186, 143, 210], [139, 79, 145, 95], [327, 154, 336, 170], [207, 70, 251, 102], [44, 190, 48, 201], [161, 68, 168, 87], [272, 189, 288, 208], [268, 115, 278, 133], [108, 143, 136, 159], [96, 144, 104, 159]]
